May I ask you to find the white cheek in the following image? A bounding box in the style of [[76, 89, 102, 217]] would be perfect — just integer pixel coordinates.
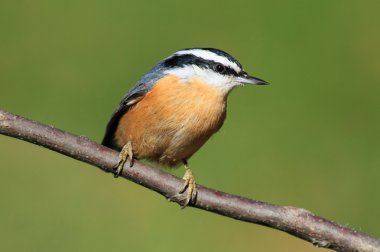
[[164, 65, 240, 94], [193, 67, 237, 93]]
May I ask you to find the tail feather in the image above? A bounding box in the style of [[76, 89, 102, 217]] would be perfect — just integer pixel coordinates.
[[101, 107, 127, 151], [101, 131, 121, 151]]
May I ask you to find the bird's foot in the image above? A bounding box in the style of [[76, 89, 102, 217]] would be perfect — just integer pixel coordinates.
[[170, 163, 197, 208], [114, 141, 134, 177]]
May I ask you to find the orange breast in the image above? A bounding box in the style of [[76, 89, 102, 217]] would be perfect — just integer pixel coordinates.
[[115, 74, 227, 167]]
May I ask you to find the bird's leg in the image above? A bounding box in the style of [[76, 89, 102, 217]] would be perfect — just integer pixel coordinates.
[[114, 141, 134, 177], [174, 160, 197, 208]]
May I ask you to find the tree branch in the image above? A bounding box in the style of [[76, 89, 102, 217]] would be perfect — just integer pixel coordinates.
[[0, 109, 379, 252]]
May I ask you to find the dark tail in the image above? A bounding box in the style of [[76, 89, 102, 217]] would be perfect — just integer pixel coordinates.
[[101, 106, 128, 151]]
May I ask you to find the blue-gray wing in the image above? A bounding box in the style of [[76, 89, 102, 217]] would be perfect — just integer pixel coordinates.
[[101, 65, 166, 149]]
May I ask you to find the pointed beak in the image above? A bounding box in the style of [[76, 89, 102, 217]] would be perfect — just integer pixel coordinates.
[[236, 73, 269, 85]]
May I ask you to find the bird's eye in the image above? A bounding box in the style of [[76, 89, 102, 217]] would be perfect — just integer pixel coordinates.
[[215, 64, 226, 73]]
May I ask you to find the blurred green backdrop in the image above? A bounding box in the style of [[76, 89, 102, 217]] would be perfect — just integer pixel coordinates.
[[1, 1, 379, 251]]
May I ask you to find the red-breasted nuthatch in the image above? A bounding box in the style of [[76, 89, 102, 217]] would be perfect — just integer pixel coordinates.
[[102, 48, 268, 206]]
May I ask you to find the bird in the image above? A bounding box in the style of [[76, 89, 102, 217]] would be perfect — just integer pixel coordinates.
[[102, 48, 268, 207]]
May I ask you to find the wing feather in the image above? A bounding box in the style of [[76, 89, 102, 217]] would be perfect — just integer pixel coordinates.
[[101, 61, 167, 149], [101, 83, 149, 149]]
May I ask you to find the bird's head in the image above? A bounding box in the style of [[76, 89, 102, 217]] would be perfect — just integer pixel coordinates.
[[153, 48, 268, 94]]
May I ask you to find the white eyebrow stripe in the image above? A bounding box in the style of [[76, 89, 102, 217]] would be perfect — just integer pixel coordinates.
[[175, 49, 241, 73]]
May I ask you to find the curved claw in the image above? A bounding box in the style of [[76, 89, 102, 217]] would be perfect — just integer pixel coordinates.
[[114, 141, 133, 177], [170, 164, 197, 208]]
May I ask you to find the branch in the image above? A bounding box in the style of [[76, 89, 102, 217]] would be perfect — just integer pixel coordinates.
[[0, 109, 379, 252]]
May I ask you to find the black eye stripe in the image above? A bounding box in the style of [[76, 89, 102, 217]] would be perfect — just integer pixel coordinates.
[[222, 65, 239, 76], [182, 47, 243, 70], [163, 54, 240, 76]]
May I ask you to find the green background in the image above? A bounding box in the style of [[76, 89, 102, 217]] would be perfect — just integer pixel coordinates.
[[1, 1, 379, 251]]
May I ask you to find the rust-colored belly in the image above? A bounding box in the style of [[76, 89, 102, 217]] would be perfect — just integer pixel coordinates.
[[115, 75, 227, 167]]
